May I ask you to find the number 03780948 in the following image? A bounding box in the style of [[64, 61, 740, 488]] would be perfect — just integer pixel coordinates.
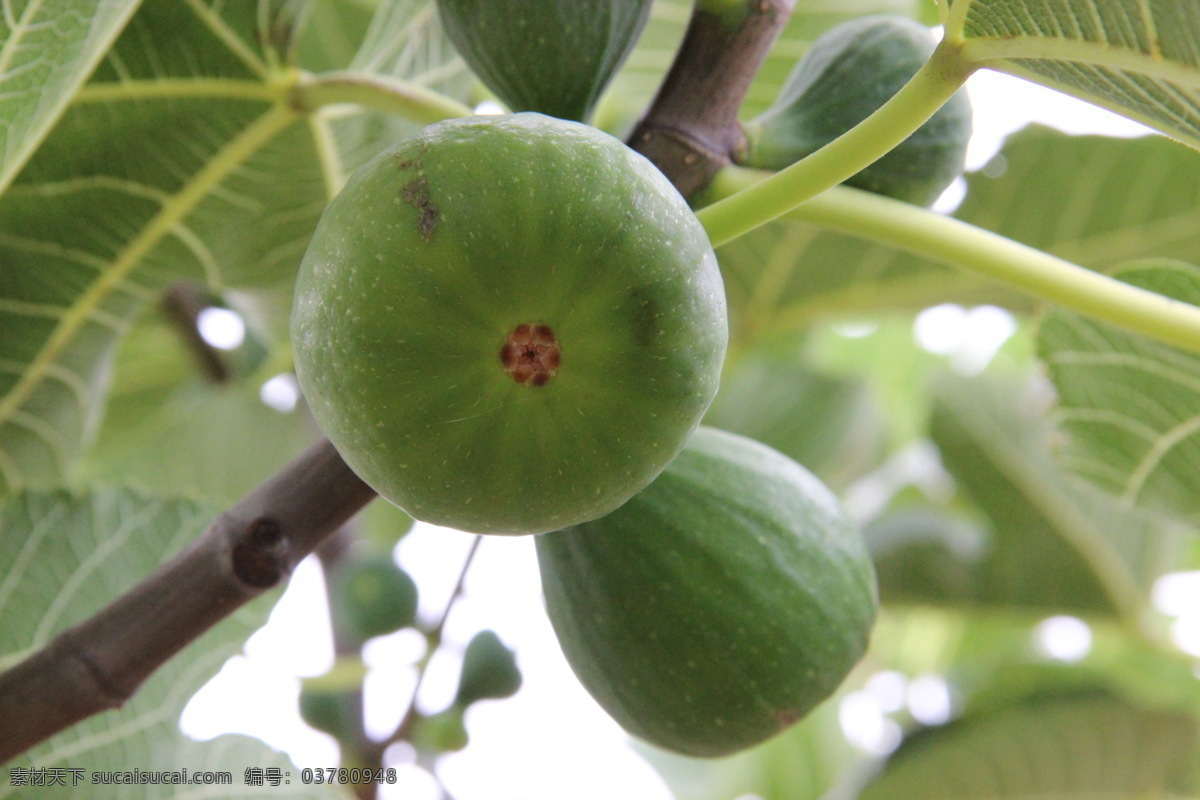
[[300, 767, 398, 785]]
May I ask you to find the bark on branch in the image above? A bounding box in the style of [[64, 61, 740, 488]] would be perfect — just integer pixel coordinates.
[[0, 439, 376, 763], [628, 0, 795, 198]]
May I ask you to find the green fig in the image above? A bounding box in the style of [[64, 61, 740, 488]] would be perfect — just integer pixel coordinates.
[[537, 426, 878, 757], [411, 707, 469, 752], [327, 550, 419, 641], [436, 0, 652, 122], [299, 686, 360, 741], [291, 113, 727, 535], [741, 15, 972, 206], [455, 629, 522, 706]]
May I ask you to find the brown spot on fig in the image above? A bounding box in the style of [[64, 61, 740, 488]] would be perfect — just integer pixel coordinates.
[[401, 175, 438, 242], [501, 324, 561, 386], [775, 708, 799, 727], [629, 289, 660, 346]]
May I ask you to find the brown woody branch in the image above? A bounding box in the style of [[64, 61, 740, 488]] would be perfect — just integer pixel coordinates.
[[0, 439, 376, 763], [628, 0, 795, 198], [160, 282, 231, 384]]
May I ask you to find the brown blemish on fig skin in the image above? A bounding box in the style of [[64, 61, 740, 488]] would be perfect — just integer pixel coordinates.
[[501, 324, 561, 386], [630, 290, 660, 346], [400, 174, 438, 242]]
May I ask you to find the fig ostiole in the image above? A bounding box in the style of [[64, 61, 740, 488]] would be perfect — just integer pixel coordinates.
[[292, 113, 727, 535], [536, 426, 879, 758]]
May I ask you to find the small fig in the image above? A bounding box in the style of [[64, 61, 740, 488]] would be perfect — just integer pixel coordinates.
[[537, 426, 878, 757], [299, 686, 360, 741], [327, 550, 419, 641], [436, 0, 652, 122], [741, 15, 972, 206], [411, 707, 469, 753], [292, 113, 727, 535], [455, 629, 522, 706]]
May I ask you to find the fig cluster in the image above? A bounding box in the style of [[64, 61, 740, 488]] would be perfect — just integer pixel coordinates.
[[293, 112, 875, 758]]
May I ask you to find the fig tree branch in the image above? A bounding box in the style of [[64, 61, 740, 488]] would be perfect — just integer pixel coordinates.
[[388, 534, 482, 747], [313, 527, 380, 800], [627, 0, 795, 198], [0, 438, 377, 763], [160, 282, 230, 384]]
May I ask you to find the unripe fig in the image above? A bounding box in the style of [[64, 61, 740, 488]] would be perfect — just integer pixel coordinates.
[[292, 113, 727, 535], [299, 680, 361, 741], [741, 15, 972, 206], [327, 550, 419, 641], [455, 629, 522, 706], [537, 426, 878, 757], [411, 707, 469, 752], [436, 0, 652, 122]]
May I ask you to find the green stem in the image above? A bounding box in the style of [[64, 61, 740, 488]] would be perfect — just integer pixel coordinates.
[[710, 167, 1200, 355], [696, 40, 973, 247], [387, 535, 481, 746], [292, 71, 473, 125]]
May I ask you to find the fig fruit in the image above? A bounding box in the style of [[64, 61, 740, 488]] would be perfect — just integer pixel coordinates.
[[740, 15, 972, 206], [298, 687, 359, 740], [536, 426, 878, 757], [455, 629, 522, 706], [436, 0, 652, 122], [292, 113, 726, 535], [411, 707, 469, 753], [326, 549, 419, 641]]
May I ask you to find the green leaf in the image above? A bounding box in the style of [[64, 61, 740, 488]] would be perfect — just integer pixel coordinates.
[[0, 0, 143, 195], [930, 374, 1183, 619], [73, 305, 315, 506], [327, 0, 472, 177], [294, 0, 379, 73], [1039, 260, 1200, 523], [350, 0, 461, 79], [856, 693, 1199, 799], [0, 489, 328, 795], [703, 331, 882, 487], [0, 0, 326, 493], [866, 508, 990, 606], [958, 126, 1200, 270], [946, 0, 1200, 148], [0, 0, 477, 494]]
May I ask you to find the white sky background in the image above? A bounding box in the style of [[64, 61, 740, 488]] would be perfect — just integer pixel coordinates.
[[177, 67, 1200, 800]]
